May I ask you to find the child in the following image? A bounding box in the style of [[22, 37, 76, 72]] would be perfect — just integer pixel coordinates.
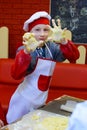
[[0, 103, 5, 127], [6, 11, 79, 124]]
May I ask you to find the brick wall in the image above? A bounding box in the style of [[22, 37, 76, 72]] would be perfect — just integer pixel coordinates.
[[0, 0, 50, 58]]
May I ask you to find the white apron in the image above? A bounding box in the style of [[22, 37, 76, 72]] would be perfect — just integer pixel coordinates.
[[6, 58, 56, 123]]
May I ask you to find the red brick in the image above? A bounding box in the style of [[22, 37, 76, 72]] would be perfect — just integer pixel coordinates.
[[0, 0, 50, 58]]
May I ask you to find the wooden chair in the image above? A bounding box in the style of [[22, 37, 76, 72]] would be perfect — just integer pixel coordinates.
[[76, 45, 86, 64], [0, 26, 9, 58]]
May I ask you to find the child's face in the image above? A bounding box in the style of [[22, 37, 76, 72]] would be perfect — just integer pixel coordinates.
[[30, 24, 50, 42]]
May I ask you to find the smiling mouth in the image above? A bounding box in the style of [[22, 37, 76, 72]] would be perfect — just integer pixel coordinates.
[[39, 36, 46, 40], [39, 38, 45, 41]]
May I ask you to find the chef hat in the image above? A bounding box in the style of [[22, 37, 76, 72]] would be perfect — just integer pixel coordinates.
[[23, 11, 51, 32]]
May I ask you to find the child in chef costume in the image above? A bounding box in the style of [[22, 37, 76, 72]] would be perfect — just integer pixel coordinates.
[[6, 11, 79, 123]]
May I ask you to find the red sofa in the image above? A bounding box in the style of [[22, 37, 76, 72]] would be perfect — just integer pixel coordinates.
[[0, 58, 87, 120], [47, 62, 87, 102], [0, 59, 23, 115]]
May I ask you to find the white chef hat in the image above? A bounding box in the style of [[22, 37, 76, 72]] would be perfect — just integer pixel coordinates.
[[23, 11, 51, 32]]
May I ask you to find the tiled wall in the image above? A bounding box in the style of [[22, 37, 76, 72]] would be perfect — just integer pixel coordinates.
[[0, 0, 50, 58]]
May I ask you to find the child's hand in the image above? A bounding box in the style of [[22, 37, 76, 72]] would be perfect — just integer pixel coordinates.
[[23, 32, 44, 53], [47, 19, 67, 44], [0, 119, 4, 128]]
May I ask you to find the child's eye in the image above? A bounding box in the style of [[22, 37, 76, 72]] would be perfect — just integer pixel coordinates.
[[44, 29, 49, 32], [35, 29, 40, 31]]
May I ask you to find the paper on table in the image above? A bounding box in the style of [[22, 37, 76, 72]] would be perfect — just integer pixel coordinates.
[[60, 100, 78, 113]]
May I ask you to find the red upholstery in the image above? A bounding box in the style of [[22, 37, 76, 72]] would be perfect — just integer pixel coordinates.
[[51, 62, 87, 88], [0, 58, 23, 115], [0, 58, 87, 117], [47, 62, 87, 102]]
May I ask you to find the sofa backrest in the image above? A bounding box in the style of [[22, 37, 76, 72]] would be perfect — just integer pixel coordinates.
[[47, 62, 87, 102], [0, 58, 23, 84], [50, 62, 87, 88]]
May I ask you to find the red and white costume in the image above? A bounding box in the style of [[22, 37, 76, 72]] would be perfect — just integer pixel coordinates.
[[6, 57, 56, 123], [6, 11, 80, 124]]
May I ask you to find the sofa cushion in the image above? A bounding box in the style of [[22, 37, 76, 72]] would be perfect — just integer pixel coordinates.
[[50, 62, 87, 89]]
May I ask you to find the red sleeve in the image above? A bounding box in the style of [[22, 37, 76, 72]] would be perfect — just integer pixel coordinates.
[[11, 50, 31, 80], [60, 40, 80, 63]]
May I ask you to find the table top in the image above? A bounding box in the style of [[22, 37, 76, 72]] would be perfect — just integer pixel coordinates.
[[1, 95, 84, 130]]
